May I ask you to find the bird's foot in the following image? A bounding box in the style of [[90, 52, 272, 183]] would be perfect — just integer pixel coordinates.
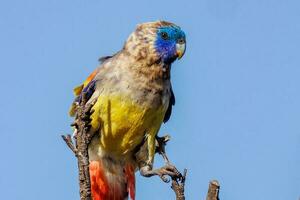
[[140, 163, 182, 183]]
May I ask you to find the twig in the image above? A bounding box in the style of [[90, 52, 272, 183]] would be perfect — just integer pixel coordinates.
[[206, 180, 220, 200], [61, 134, 77, 154]]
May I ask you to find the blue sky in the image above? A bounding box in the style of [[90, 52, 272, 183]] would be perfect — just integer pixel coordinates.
[[0, 0, 299, 199]]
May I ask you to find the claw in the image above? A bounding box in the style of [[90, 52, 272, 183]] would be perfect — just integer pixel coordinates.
[[140, 164, 182, 183]]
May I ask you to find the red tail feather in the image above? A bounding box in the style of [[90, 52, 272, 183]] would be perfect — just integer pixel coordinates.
[[125, 165, 135, 200], [89, 160, 135, 200]]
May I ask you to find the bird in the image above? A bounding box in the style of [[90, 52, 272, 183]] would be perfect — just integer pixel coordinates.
[[69, 21, 186, 200]]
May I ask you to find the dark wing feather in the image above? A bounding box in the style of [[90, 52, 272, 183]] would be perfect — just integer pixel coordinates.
[[98, 55, 113, 63], [163, 87, 175, 123], [98, 51, 120, 64], [69, 80, 97, 116], [77, 80, 97, 104]]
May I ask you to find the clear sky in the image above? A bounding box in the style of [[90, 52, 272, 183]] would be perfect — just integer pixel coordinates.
[[0, 0, 299, 199]]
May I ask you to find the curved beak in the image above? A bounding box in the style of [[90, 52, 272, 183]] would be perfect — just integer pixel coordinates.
[[176, 42, 186, 59]]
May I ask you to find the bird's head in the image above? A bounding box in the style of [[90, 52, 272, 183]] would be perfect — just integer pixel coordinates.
[[124, 21, 186, 65]]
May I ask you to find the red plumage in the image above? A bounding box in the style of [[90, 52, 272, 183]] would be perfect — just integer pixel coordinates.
[[89, 160, 135, 200]]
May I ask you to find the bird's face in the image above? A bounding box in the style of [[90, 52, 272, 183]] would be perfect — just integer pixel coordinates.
[[124, 21, 186, 65], [155, 26, 186, 64]]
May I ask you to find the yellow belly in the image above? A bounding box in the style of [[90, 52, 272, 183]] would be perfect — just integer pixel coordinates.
[[90, 94, 166, 157]]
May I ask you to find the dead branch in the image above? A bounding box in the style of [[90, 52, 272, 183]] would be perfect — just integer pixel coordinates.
[[206, 180, 220, 200], [62, 92, 96, 200], [171, 169, 187, 200]]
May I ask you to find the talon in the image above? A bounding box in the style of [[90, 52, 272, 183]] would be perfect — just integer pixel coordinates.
[[160, 175, 170, 183], [140, 164, 182, 183]]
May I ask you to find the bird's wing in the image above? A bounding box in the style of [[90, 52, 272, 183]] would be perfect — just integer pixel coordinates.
[[163, 86, 175, 123], [69, 54, 118, 116], [69, 66, 102, 116]]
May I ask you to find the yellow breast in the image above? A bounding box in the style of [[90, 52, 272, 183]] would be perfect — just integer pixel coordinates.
[[90, 94, 167, 157]]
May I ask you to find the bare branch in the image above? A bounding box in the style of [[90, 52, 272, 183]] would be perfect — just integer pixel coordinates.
[[62, 92, 96, 200], [206, 180, 220, 200], [171, 169, 187, 200]]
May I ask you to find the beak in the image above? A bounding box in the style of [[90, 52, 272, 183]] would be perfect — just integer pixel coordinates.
[[176, 42, 186, 59]]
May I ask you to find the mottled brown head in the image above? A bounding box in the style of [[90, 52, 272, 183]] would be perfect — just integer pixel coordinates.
[[124, 21, 186, 65]]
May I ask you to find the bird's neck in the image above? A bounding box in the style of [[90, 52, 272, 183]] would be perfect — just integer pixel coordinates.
[[136, 61, 171, 82], [118, 50, 171, 81]]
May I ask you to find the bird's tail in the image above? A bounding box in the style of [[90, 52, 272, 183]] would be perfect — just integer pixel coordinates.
[[89, 158, 135, 200]]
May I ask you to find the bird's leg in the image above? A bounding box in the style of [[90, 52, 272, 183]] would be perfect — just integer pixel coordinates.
[[139, 135, 182, 183]]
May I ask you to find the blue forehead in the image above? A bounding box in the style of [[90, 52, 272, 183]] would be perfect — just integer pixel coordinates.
[[157, 26, 185, 40]]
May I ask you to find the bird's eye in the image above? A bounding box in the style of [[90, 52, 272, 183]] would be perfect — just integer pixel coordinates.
[[161, 32, 169, 40]]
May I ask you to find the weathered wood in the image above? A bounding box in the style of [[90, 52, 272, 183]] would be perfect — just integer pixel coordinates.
[[62, 92, 96, 200], [171, 169, 187, 200], [206, 180, 220, 200]]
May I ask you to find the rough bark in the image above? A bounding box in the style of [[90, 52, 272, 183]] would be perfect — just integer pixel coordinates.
[[62, 93, 96, 200], [206, 180, 220, 200], [171, 169, 187, 200]]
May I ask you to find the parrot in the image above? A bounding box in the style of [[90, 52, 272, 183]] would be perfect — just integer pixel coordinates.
[[69, 21, 186, 200]]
